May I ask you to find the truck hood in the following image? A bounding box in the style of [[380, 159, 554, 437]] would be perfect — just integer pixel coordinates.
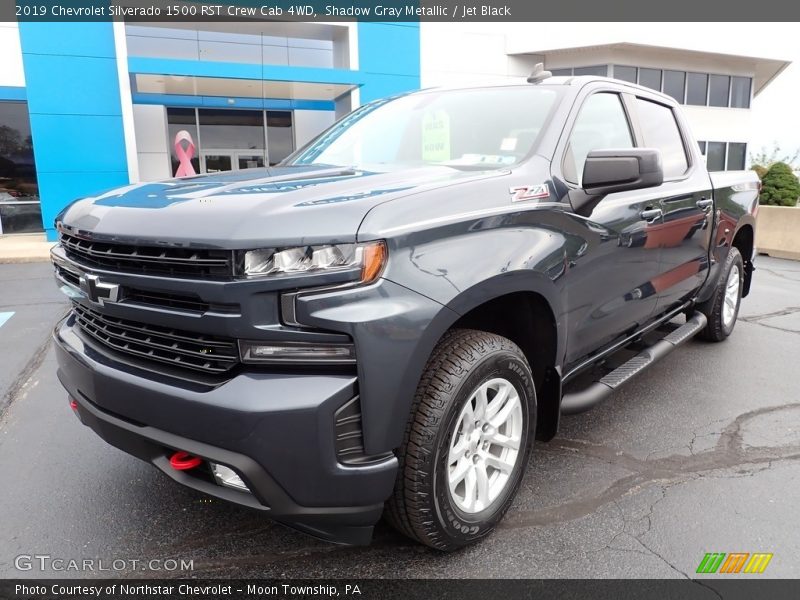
[[57, 165, 507, 248]]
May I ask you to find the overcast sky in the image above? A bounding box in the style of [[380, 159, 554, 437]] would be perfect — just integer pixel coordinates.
[[750, 58, 800, 164]]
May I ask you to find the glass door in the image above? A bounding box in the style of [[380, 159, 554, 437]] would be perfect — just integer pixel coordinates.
[[201, 152, 234, 173], [201, 150, 266, 173], [235, 152, 265, 170]]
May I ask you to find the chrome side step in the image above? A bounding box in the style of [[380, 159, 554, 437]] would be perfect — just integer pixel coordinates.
[[560, 311, 707, 415]]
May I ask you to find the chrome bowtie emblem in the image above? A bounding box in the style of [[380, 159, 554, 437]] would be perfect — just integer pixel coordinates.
[[79, 273, 121, 306]]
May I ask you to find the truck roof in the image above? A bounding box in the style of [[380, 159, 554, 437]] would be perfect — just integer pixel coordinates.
[[418, 75, 677, 105]]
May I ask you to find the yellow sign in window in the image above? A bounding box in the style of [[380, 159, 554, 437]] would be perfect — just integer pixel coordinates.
[[422, 110, 451, 162]]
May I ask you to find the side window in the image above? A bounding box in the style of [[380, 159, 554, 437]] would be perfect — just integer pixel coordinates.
[[564, 93, 633, 185], [635, 98, 689, 178]]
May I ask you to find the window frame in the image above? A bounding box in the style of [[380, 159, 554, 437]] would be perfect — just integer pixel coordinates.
[[559, 90, 637, 186], [726, 142, 747, 171], [685, 71, 709, 106], [630, 95, 693, 181], [708, 74, 732, 108], [706, 141, 727, 172], [556, 84, 697, 189]]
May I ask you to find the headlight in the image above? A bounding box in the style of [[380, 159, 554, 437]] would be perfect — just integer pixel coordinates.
[[243, 240, 387, 283]]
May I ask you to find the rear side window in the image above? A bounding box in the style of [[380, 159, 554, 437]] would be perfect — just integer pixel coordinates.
[[564, 93, 633, 185], [635, 98, 689, 178]]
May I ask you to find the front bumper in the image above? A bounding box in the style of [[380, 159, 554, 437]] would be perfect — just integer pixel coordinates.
[[54, 316, 398, 545]]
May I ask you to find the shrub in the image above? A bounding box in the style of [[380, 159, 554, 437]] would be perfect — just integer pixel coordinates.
[[759, 162, 800, 207]]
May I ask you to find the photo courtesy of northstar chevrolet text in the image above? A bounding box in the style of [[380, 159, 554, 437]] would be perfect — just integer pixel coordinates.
[[1, 0, 799, 596]]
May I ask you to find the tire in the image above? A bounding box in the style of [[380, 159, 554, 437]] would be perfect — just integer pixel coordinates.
[[697, 247, 744, 342], [385, 329, 536, 551]]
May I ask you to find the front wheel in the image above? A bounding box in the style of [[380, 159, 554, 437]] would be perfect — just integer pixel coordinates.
[[697, 247, 744, 342], [385, 329, 535, 551]]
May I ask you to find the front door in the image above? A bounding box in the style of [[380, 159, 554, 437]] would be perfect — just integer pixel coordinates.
[[553, 90, 665, 366]]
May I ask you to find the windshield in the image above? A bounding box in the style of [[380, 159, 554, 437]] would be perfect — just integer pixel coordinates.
[[288, 86, 561, 169]]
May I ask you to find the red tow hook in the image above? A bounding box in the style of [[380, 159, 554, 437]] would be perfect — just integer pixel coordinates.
[[169, 451, 203, 471], [69, 398, 78, 411]]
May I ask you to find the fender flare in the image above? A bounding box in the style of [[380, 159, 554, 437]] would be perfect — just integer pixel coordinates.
[[386, 269, 566, 448]]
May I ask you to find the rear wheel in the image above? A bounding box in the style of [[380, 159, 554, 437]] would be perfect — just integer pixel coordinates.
[[697, 247, 743, 342], [385, 329, 535, 551]]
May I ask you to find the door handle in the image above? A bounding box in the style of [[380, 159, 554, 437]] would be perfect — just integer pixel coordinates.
[[640, 208, 663, 221], [696, 198, 714, 211]]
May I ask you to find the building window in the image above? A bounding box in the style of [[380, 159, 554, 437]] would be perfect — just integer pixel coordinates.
[[726, 142, 747, 170], [730, 76, 751, 108], [126, 25, 339, 69], [573, 65, 608, 76], [638, 68, 662, 92], [662, 70, 686, 103], [708, 74, 730, 108], [635, 98, 688, 178], [578, 64, 751, 109], [550, 66, 609, 77], [705, 142, 727, 171], [686, 73, 709, 106], [613, 65, 637, 83], [167, 108, 200, 176], [166, 107, 295, 175], [698, 141, 747, 171], [0, 101, 42, 235], [198, 109, 265, 151], [266, 111, 294, 165]]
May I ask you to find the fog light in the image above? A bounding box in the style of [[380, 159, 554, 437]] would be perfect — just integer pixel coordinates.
[[210, 463, 250, 492], [239, 340, 356, 364]]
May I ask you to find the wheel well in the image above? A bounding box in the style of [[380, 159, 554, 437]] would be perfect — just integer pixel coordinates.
[[452, 292, 560, 440], [732, 224, 754, 297]]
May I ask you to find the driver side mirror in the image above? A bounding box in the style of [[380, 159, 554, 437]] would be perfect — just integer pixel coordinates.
[[570, 148, 663, 216]]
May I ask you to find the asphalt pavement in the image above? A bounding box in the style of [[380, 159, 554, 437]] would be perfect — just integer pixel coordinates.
[[1, 257, 799, 579]]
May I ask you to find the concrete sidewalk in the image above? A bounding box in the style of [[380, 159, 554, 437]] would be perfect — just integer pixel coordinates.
[[0, 233, 55, 263]]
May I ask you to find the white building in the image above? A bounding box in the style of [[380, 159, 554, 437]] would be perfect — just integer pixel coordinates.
[[420, 23, 791, 172]]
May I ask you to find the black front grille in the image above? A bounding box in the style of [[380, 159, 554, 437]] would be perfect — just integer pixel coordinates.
[[72, 303, 239, 374], [54, 264, 239, 315], [123, 289, 213, 313], [60, 232, 233, 279]]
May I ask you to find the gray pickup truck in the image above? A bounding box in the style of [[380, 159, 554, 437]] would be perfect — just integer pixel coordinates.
[[52, 71, 758, 551]]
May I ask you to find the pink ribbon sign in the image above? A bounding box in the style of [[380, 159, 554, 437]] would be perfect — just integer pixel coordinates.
[[174, 130, 197, 177]]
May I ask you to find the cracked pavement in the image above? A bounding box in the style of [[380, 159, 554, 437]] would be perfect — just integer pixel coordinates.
[[0, 257, 799, 579]]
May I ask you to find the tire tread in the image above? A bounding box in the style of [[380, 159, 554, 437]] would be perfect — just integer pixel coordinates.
[[385, 328, 532, 550], [697, 247, 743, 342]]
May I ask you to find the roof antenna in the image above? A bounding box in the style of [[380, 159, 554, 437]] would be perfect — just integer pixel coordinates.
[[527, 63, 552, 84]]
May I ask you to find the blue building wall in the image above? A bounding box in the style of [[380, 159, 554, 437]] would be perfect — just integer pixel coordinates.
[[357, 23, 420, 103], [18, 22, 130, 241], [15, 22, 420, 240]]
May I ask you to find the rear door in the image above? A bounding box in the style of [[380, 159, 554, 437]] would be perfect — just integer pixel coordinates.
[[630, 96, 713, 311]]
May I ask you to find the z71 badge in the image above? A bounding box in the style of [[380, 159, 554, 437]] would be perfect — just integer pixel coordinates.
[[509, 183, 550, 202]]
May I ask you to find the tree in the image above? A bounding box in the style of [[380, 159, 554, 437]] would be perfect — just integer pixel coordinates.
[[759, 162, 800, 206], [749, 143, 799, 176], [0, 125, 23, 156]]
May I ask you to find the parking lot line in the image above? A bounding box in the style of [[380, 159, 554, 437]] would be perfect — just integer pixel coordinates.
[[0, 312, 14, 328]]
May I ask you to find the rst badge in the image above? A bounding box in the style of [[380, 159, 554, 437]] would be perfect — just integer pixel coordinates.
[[509, 183, 550, 203], [79, 274, 121, 306]]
